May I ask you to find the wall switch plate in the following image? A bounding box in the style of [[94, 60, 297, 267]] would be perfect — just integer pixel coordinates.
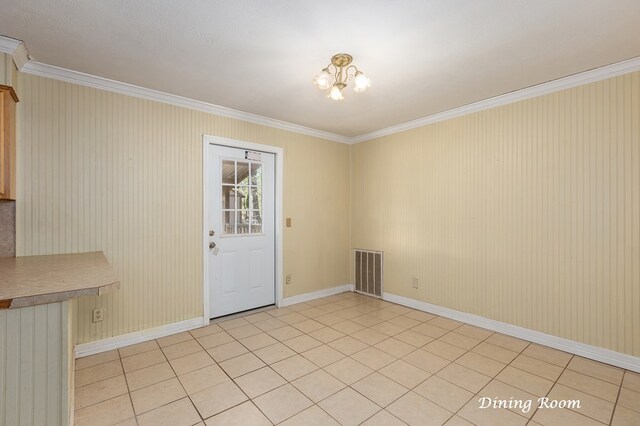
[[412, 278, 419, 289], [92, 308, 104, 322], [286, 218, 292, 227], [286, 274, 292, 285]]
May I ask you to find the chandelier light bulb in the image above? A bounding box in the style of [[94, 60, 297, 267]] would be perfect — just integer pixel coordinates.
[[329, 84, 344, 100], [313, 68, 332, 90], [354, 71, 372, 92]]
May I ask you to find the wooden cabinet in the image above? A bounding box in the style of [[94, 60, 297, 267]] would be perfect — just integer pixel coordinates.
[[0, 85, 18, 200]]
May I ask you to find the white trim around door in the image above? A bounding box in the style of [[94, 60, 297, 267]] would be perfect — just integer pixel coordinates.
[[202, 135, 284, 326]]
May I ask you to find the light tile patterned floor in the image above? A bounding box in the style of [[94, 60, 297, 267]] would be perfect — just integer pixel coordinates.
[[74, 292, 640, 426]]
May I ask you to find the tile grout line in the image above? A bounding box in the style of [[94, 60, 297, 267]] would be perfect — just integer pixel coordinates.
[[72, 293, 635, 426], [118, 346, 139, 425], [545, 358, 624, 423], [607, 371, 625, 425], [436, 323, 516, 424], [370, 315, 506, 421], [128, 338, 188, 421], [462, 340, 533, 424], [208, 301, 490, 424], [335, 319, 486, 423], [275, 303, 363, 424], [523, 352, 575, 425], [71, 299, 340, 422], [72, 357, 134, 421], [187, 320, 277, 424], [277, 295, 388, 424], [266, 297, 357, 425], [162, 333, 209, 424]]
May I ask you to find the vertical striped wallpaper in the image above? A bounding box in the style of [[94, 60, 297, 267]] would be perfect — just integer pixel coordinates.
[[14, 73, 350, 344], [351, 71, 640, 356], [0, 53, 13, 86], [12, 66, 639, 357], [0, 302, 71, 426]]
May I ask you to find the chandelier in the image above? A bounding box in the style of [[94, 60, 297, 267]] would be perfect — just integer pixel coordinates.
[[313, 53, 371, 100]]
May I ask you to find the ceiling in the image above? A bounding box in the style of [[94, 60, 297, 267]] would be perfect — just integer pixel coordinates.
[[1, 0, 639, 137]]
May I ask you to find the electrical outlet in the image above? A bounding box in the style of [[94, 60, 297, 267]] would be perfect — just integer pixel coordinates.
[[412, 278, 419, 289], [92, 308, 104, 322], [286, 274, 292, 285]]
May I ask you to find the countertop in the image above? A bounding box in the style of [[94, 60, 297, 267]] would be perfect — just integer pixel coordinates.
[[0, 251, 120, 309]]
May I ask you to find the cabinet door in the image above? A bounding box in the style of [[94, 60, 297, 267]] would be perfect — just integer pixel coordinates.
[[0, 89, 6, 198], [0, 85, 18, 200]]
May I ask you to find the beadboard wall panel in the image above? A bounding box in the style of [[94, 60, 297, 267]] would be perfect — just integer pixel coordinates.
[[15, 73, 350, 344], [0, 302, 72, 426], [351, 71, 640, 356]]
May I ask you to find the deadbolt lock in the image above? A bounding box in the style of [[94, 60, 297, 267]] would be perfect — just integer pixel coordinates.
[[209, 230, 215, 236]]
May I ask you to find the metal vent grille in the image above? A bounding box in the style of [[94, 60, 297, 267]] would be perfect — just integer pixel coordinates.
[[355, 249, 383, 297]]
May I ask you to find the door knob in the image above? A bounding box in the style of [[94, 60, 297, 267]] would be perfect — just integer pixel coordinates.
[[209, 242, 216, 249]]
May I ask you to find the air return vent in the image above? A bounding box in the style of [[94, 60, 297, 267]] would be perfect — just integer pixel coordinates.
[[354, 249, 383, 297]]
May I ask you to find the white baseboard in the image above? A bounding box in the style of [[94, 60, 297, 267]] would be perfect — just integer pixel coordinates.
[[75, 317, 206, 358], [384, 292, 640, 373], [280, 284, 354, 307], [76, 285, 355, 357]]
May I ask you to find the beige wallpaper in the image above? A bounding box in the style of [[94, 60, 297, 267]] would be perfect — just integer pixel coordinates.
[[0, 302, 72, 426], [15, 73, 350, 344], [0, 53, 14, 86], [13, 65, 640, 357], [351, 71, 640, 356]]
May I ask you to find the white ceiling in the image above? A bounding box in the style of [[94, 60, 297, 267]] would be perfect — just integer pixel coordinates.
[[1, 0, 639, 137]]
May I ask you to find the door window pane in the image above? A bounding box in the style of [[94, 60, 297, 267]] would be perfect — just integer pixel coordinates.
[[222, 161, 235, 184], [251, 163, 262, 186], [251, 211, 262, 233], [222, 186, 237, 209], [237, 211, 250, 234], [223, 211, 235, 235], [236, 162, 250, 186], [250, 187, 261, 211], [221, 158, 264, 236], [237, 186, 249, 210]]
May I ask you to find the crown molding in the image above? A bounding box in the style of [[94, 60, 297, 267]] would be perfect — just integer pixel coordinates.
[[6, 36, 640, 145], [0, 35, 29, 76], [11, 43, 29, 70], [0, 36, 22, 54], [351, 55, 640, 144], [19, 60, 351, 144]]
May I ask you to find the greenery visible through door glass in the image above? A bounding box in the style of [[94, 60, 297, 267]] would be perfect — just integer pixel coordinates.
[[237, 210, 250, 234], [236, 186, 249, 210], [251, 210, 262, 233], [250, 187, 261, 212], [251, 163, 262, 186]]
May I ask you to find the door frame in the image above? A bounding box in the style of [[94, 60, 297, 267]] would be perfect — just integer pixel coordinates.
[[202, 135, 284, 326]]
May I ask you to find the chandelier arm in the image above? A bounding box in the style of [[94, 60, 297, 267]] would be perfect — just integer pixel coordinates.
[[330, 64, 340, 84], [345, 65, 359, 81]]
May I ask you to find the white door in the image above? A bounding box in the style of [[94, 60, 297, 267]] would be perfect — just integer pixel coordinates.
[[206, 144, 275, 318]]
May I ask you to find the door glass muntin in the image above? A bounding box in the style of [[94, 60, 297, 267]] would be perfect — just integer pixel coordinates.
[[221, 157, 263, 236]]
